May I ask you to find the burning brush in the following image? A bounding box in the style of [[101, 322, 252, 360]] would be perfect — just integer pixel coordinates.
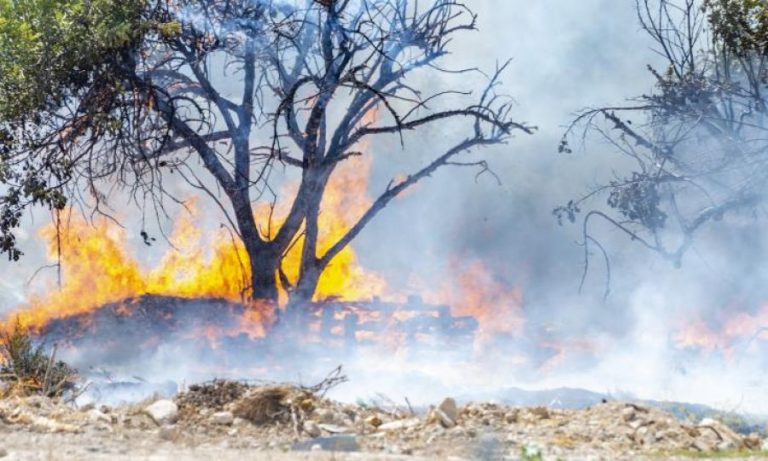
[[0, 320, 78, 398]]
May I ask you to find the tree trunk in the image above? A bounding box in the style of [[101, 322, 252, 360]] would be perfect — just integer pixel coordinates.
[[291, 166, 329, 304], [292, 262, 321, 303], [231, 194, 281, 302], [249, 253, 279, 301]]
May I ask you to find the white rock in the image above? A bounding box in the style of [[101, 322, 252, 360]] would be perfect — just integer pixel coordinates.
[[433, 408, 456, 428], [378, 418, 421, 431], [144, 400, 178, 426], [210, 411, 234, 426], [87, 409, 111, 425], [317, 423, 350, 434], [698, 418, 743, 449]]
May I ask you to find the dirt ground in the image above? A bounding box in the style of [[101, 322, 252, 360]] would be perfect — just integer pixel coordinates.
[[2, 431, 768, 461], [2, 381, 768, 460], [0, 431, 425, 461]]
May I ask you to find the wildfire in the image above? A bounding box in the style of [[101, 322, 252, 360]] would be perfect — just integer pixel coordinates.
[[1, 108, 531, 363], [3, 154, 388, 333], [422, 260, 525, 341], [672, 305, 768, 356], [269, 152, 388, 304]]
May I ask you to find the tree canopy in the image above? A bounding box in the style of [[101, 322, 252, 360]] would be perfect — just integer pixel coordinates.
[[559, 0, 768, 296], [0, 0, 530, 305], [0, 0, 169, 259], [0, 0, 147, 119]]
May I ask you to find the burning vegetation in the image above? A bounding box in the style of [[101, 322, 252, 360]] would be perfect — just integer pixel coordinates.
[[0, 321, 78, 398], [5, 0, 768, 459]]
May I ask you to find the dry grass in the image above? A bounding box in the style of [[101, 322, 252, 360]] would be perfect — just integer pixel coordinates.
[[0, 319, 77, 398], [232, 385, 305, 425]]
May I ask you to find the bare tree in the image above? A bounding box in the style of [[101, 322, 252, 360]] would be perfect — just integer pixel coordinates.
[[1, 0, 531, 304], [558, 0, 768, 296]]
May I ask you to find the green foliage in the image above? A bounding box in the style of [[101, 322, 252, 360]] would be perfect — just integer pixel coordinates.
[[706, 0, 768, 57], [520, 444, 544, 461], [0, 319, 78, 397], [0, 0, 145, 120], [0, 0, 150, 261]]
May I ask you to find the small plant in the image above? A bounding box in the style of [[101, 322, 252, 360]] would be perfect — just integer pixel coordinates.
[[520, 444, 544, 461], [0, 319, 78, 397]]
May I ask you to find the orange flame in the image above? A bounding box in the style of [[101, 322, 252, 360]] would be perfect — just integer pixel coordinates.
[[273, 152, 388, 303], [3, 149, 388, 333], [2, 107, 531, 361], [673, 305, 768, 356], [422, 259, 525, 342]]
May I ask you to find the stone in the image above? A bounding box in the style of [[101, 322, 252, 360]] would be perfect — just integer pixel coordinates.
[[313, 408, 335, 424], [621, 406, 636, 422], [0, 447, 7, 458], [697, 418, 744, 449], [292, 436, 360, 452], [158, 424, 178, 441], [80, 403, 96, 412], [628, 419, 645, 430], [717, 439, 736, 451], [144, 400, 178, 426], [303, 420, 322, 438], [433, 408, 456, 428], [87, 409, 111, 425], [437, 398, 459, 423], [210, 411, 234, 426], [744, 433, 762, 450], [318, 423, 350, 434], [378, 418, 421, 431], [692, 438, 717, 453]]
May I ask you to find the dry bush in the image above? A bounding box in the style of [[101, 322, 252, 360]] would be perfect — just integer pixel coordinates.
[[231, 367, 347, 425], [0, 319, 78, 398], [232, 386, 298, 425]]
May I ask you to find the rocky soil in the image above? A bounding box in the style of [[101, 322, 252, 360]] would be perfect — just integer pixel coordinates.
[[0, 380, 767, 460]]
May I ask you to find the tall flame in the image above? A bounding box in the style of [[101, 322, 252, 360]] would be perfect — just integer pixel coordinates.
[[3, 151, 388, 332], [2, 108, 531, 362]]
